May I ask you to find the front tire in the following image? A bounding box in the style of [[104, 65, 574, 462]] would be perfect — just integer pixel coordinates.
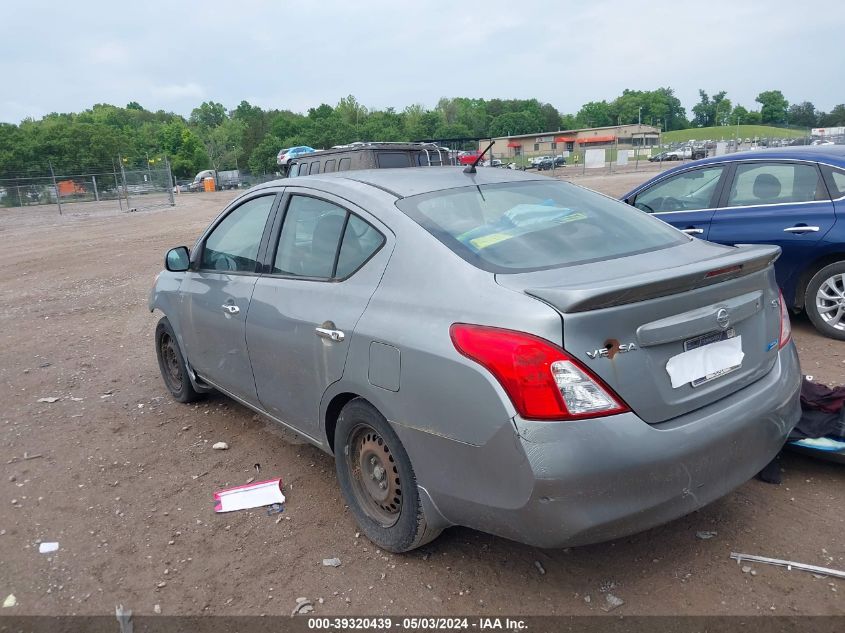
[[155, 317, 203, 402], [805, 262, 845, 340], [334, 399, 441, 552]]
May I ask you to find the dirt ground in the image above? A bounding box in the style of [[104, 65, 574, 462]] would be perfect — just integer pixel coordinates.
[[1, 168, 843, 618]]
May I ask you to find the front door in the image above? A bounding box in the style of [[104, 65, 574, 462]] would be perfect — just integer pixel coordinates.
[[708, 161, 836, 303], [246, 191, 392, 437], [630, 164, 728, 239], [180, 193, 278, 404]]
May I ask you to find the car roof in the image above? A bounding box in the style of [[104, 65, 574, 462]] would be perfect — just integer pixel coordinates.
[[690, 145, 845, 167], [254, 166, 547, 199]]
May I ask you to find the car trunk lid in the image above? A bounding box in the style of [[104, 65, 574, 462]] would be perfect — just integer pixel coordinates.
[[497, 240, 782, 424]]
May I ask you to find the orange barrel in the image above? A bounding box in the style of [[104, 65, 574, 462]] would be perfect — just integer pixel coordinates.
[[203, 177, 215, 192]]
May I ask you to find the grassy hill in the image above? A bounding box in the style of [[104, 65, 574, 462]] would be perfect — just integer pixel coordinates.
[[663, 125, 808, 143]]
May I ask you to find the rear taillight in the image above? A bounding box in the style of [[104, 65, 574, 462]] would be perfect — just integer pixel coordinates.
[[778, 291, 792, 349], [450, 324, 630, 421]]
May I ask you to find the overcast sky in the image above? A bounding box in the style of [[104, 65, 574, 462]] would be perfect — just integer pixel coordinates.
[[1, 0, 842, 124]]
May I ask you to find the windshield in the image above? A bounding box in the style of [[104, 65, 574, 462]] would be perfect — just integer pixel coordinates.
[[396, 180, 686, 273]]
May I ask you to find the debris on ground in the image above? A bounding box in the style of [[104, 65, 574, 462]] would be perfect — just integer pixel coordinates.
[[213, 478, 285, 513], [583, 595, 591, 604], [38, 542, 59, 554], [696, 531, 718, 540], [2, 594, 16, 608], [37, 397, 59, 403], [153, 604, 161, 614], [601, 593, 624, 612], [115, 604, 133, 633], [742, 566, 752, 574], [23, 453, 43, 461], [266, 503, 285, 516], [323, 557, 342, 567], [534, 560, 546, 575], [212, 442, 229, 450], [292, 597, 313, 616], [730, 552, 845, 579]]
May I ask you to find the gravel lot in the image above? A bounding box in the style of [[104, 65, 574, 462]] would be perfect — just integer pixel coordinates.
[[1, 169, 843, 617]]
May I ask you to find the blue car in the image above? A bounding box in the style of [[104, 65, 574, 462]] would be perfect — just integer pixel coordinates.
[[623, 146, 845, 339], [276, 145, 316, 166]]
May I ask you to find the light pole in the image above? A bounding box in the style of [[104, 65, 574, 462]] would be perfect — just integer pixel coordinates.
[[735, 115, 741, 149], [638, 106, 642, 126]]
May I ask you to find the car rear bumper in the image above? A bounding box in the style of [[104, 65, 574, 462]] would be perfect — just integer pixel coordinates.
[[403, 342, 801, 548]]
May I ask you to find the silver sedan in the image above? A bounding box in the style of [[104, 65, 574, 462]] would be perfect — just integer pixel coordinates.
[[149, 167, 801, 552]]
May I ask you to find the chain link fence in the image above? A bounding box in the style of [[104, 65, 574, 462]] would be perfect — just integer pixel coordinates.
[[0, 159, 174, 216], [487, 132, 833, 177]]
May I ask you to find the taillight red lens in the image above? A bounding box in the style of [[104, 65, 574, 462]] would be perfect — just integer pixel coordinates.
[[449, 324, 630, 421], [778, 291, 792, 349]]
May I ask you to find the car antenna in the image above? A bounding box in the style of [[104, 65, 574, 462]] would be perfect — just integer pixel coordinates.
[[464, 141, 495, 174]]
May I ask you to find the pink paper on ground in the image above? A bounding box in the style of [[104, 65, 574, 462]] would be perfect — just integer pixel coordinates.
[[213, 478, 285, 513]]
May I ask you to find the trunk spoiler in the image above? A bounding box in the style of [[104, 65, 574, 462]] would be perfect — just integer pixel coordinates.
[[526, 244, 780, 313]]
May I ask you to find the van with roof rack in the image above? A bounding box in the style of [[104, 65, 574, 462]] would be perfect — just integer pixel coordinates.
[[285, 142, 453, 177]]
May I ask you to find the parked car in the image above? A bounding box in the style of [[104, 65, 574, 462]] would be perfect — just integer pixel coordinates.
[[649, 151, 670, 162], [535, 157, 554, 171], [287, 142, 450, 177], [150, 167, 800, 552], [277, 146, 316, 166], [622, 146, 845, 339]]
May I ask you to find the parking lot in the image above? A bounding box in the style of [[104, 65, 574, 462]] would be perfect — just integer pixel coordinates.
[[1, 169, 843, 617]]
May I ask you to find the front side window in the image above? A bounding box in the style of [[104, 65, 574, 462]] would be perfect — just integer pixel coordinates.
[[338, 158, 351, 171], [633, 166, 725, 213], [309, 161, 321, 175], [397, 180, 685, 273], [273, 196, 384, 279], [324, 159, 336, 173], [726, 162, 823, 207], [200, 195, 275, 272]]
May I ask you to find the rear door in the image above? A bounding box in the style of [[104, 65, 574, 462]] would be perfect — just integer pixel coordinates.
[[246, 189, 392, 437], [629, 164, 729, 239], [180, 192, 279, 404], [708, 161, 835, 297]]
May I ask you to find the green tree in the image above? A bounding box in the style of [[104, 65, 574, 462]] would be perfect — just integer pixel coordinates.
[[787, 101, 817, 128], [818, 104, 845, 127], [189, 101, 227, 131], [755, 90, 789, 125], [575, 101, 613, 128]]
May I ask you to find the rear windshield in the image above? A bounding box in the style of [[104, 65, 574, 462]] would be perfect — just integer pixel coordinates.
[[396, 180, 686, 273]]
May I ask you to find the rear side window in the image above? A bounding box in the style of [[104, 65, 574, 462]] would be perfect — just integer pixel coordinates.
[[338, 158, 351, 171], [726, 162, 824, 207], [288, 163, 300, 177], [821, 165, 845, 198], [397, 181, 685, 273], [309, 161, 321, 175], [376, 152, 411, 168], [200, 195, 275, 272], [273, 196, 384, 279], [324, 159, 336, 173]]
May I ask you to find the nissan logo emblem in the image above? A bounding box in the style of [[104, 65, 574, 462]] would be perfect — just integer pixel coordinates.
[[716, 308, 730, 329]]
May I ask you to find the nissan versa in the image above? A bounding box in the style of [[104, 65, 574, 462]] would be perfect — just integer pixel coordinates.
[[149, 167, 801, 552]]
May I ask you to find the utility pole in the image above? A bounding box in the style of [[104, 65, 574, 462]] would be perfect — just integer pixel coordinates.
[[49, 161, 62, 216]]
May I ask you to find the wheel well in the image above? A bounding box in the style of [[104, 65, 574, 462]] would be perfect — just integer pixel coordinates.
[[794, 253, 845, 310], [324, 392, 360, 454]]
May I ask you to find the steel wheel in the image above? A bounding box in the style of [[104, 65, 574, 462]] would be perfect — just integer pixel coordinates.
[[347, 424, 402, 528], [815, 273, 845, 331], [159, 331, 184, 391]]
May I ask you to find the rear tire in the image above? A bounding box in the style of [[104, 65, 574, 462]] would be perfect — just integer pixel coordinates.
[[805, 261, 845, 341], [155, 317, 203, 402], [334, 399, 441, 552]]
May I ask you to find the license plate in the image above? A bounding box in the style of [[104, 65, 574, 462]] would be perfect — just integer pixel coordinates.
[[683, 328, 740, 387]]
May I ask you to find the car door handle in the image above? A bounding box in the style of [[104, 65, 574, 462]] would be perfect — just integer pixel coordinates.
[[681, 228, 704, 235], [221, 304, 240, 315], [783, 226, 820, 233], [315, 327, 345, 342]]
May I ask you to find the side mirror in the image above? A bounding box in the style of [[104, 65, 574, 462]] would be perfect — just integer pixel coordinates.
[[165, 246, 190, 272]]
